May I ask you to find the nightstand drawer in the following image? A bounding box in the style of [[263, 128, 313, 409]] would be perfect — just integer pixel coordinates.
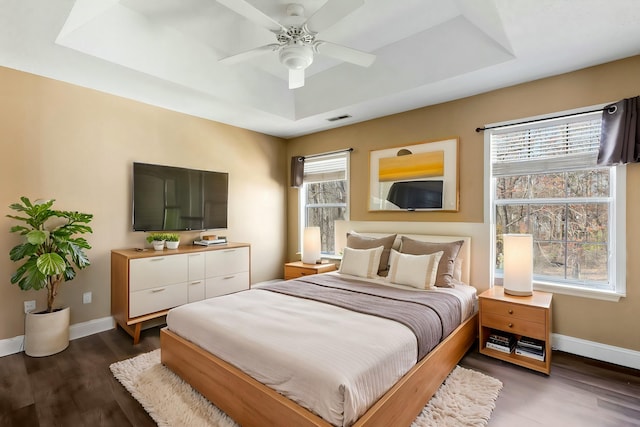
[[481, 298, 546, 323], [481, 312, 546, 340], [286, 266, 317, 279]]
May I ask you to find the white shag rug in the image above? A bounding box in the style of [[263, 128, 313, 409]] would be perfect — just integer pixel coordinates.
[[110, 350, 502, 427]]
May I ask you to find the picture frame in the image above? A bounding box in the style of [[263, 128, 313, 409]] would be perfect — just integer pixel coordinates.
[[369, 137, 459, 212]]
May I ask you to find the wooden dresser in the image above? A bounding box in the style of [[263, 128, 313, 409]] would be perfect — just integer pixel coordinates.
[[479, 286, 553, 374], [111, 243, 250, 344]]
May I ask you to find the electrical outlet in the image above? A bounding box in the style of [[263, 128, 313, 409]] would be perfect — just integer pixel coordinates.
[[24, 300, 36, 314], [83, 291, 92, 304]]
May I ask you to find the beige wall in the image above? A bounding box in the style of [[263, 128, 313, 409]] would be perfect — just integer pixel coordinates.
[[287, 56, 640, 352], [0, 66, 288, 340]]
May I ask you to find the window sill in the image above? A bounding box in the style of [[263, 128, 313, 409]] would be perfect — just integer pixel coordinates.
[[533, 281, 624, 302]]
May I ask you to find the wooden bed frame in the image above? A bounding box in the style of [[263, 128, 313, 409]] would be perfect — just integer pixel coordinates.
[[160, 312, 478, 427]]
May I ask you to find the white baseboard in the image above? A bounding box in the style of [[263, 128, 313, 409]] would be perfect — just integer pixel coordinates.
[[0, 316, 115, 358], [552, 333, 640, 370]]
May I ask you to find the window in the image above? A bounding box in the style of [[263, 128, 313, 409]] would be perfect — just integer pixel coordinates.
[[488, 110, 626, 300], [300, 152, 350, 255]]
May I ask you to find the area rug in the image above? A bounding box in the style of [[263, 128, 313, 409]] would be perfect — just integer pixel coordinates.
[[110, 350, 502, 427]]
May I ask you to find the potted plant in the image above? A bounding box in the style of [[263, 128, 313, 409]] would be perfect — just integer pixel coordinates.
[[165, 232, 180, 249], [7, 197, 92, 357], [146, 233, 166, 250]]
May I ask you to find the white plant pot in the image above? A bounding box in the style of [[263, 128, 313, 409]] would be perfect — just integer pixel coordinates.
[[24, 306, 70, 357], [166, 241, 179, 249], [153, 240, 165, 250]]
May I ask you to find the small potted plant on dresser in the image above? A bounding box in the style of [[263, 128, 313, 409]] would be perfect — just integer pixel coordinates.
[[146, 233, 166, 250], [164, 233, 180, 249], [7, 197, 93, 357]]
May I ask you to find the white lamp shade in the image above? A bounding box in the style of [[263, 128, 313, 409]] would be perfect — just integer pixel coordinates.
[[302, 227, 321, 264], [503, 234, 533, 296]]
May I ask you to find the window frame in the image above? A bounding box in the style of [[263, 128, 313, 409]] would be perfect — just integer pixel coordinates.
[[485, 106, 626, 302], [298, 152, 350, 257]]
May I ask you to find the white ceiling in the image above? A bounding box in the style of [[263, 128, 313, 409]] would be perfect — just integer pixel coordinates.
[[1, 0, 639, 138]]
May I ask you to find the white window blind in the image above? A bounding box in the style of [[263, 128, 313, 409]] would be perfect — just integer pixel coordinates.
[[491, 113, 602, 176], [303, 153, 348, 183]]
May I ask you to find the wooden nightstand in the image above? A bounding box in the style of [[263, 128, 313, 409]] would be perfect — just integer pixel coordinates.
[[284, 261, 337, 280], [479, 286, 552, 375]]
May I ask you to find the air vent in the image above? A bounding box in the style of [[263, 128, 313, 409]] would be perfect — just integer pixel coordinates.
[[326, 114, 352, 122]]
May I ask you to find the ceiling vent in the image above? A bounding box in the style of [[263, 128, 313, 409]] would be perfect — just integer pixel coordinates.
[[326, 114, 352, 122]]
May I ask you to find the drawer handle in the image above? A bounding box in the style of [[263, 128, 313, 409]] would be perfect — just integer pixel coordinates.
[[508, 323, 513, 328], [190, 281, 202, 285], [223, 275, 235, 280], [508, 309, 514, 314], [189, 254, 202, 257], [223, 250, 236, 253], [151, 288, 166, 293], [151, 258, 165, 262]]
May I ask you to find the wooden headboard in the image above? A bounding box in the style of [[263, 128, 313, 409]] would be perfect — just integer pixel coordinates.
[[334, 220, 472, 284]]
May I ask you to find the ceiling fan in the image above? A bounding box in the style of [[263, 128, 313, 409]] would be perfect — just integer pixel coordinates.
[[216, 0, 376, 89]]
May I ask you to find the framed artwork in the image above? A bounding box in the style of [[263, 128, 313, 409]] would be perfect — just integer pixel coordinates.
[[369, 137, 459, 212]]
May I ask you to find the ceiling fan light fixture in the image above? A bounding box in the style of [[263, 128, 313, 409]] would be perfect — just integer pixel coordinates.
[[279, 44, 314, 70]]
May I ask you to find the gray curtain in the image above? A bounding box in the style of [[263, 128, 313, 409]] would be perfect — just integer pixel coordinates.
[[290, 156, 304, 187], [597, 96, 640, 165]]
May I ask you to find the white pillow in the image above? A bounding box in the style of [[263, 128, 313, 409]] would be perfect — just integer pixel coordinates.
[[387, 249, 444, 290], [339, 246, 384, 278]]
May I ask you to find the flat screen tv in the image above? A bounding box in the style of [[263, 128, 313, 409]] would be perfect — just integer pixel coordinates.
[[132, 162, 228, 231]]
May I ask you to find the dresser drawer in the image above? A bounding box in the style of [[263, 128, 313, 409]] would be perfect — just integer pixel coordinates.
[[481, 298, 546, 323], [129, 282, 188, 318], [205, 271, 250, 298], [205, 247, 249, 277], [481, 312, 546, 340], [130, 255, 188, 291]]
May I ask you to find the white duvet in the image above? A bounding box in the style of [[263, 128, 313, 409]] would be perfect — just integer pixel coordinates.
[[166, 273, 476, 426]]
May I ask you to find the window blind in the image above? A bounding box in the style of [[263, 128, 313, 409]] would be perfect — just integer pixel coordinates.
[[303, 152, 348, 183], [491, 113, 602, 176]]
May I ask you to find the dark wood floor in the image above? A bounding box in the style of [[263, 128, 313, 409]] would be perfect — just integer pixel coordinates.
[[1, 326, 639, 427]]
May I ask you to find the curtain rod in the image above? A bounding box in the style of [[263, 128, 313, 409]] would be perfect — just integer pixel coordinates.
[[475, 105, 614, 133], [301, 147, 354, 160]]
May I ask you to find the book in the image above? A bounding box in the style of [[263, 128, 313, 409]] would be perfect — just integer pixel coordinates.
[[488, 330, 514, 344], [193, 238, 227, 246], [515, 346, 545, 361], [486, 341, 515, 354], [517, 337, 544, 351]]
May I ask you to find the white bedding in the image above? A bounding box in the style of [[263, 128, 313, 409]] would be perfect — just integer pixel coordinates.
[[166, 274, 476, 427]]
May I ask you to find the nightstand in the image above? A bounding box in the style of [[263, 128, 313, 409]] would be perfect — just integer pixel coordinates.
[[479, 286, 552, 374], [284, 261, 337, 280]]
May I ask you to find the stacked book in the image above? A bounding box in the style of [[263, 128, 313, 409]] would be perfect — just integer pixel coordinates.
[[485, 330, 516, 354], [515, 336, 545, 361]]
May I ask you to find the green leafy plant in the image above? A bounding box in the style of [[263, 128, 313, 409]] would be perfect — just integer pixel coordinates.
[[164, 233, 180, 242], [7, 197, 93, 313], [146, 232, 165, 243]]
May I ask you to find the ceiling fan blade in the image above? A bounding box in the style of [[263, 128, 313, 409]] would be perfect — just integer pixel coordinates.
[[304, 0, 364, 33], [289, 68, 305, 89], [216, 0, 285, 33], [315, 41, 375, 67], [220, 44, 279, 65]]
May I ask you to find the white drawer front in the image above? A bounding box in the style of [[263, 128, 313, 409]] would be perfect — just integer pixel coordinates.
[[205, 247, 249, 277], [129, 282, 188, 318], [187, 253, 205, 281], [130, 255, 188, 291], [205, 271, 250, 298], [188, 280, 205, 303]]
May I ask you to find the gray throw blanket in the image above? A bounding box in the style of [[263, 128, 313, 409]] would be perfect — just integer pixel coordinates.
[[261, 274, 461, 360]]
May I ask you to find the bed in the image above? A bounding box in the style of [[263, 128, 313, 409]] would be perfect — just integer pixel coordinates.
[[161, 233, 478, 427]]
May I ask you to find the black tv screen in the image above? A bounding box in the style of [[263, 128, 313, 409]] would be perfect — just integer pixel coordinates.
[[132, 162, 228, 231]]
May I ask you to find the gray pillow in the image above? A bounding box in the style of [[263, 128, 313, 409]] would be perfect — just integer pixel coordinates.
[[399, 236, 464, 287], [346, 232, 397, 276]]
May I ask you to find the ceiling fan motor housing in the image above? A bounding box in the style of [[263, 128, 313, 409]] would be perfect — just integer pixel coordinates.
[[279, 43, 314, 70]]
